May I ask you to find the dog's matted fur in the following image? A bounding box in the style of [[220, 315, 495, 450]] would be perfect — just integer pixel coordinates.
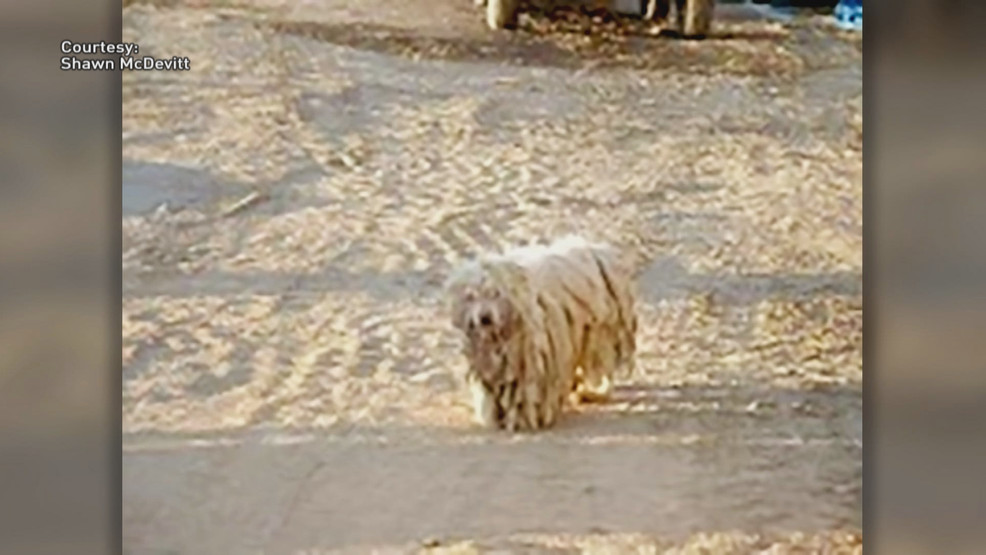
[[446, 236, 637, 431]]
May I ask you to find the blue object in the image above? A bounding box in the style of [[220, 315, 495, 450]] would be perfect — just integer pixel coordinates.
[[834, 0, 862, 30]]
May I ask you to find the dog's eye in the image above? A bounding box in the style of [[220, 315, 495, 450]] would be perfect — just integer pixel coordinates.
[[480, 314, 493, 326]]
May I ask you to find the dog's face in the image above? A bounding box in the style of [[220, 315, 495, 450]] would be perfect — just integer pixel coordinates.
[[451, 283, 517, 386], [453, 283, 516, 345]]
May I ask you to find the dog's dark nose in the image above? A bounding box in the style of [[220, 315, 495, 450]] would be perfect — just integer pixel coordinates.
[[479, 312, 493, 327]]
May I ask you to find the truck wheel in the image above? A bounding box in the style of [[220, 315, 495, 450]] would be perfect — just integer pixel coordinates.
[[681, 0, 713, 37], [644, 0, 670, 22], [486, 0, 519, 30]]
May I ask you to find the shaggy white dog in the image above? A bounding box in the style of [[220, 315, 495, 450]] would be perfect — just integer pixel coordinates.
[[446, 236, 637, 431]]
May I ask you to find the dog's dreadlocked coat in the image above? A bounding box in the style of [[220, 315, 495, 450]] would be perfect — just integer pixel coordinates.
[[446, 236, 637, 431]]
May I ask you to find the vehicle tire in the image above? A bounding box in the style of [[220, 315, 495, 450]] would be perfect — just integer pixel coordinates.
[[645, 0, 670, 22], [486, 0, 519, 30], [681, 0, 713, 37]]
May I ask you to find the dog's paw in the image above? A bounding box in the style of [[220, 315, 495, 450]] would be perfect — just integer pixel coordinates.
[[574, 374, 613, 404]]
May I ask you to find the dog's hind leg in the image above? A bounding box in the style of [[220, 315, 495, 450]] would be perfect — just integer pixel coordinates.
[[574, 327, 617, 403]]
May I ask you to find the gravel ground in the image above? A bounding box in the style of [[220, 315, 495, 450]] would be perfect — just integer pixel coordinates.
[[122, 1, 862, 552]]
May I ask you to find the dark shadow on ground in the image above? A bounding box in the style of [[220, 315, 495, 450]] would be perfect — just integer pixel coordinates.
[[123, 160, 234, 216], [123, 160, 330, 218], [519, 3, 791, 42], [638, 256, 861, 305], [123, 259, 860, 308], [264, 17, 800, 76], [123, 382, 861, 552]]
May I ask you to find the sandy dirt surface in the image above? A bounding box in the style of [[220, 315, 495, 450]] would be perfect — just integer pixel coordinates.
[[122, 1, 862, 552]]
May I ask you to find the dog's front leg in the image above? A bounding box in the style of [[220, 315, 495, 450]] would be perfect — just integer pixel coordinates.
[[467, 373, 499, 428]]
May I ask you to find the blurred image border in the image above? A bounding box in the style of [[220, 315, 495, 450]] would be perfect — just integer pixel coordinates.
[[6, 0, 986, 552], [0, 0, 121, 552]]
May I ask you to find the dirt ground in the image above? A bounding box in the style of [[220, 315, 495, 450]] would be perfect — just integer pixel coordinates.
[[121, 1, 862, 552]]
